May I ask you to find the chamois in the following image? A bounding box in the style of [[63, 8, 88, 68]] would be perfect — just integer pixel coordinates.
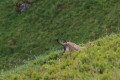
[[57, 39, 86, 53]]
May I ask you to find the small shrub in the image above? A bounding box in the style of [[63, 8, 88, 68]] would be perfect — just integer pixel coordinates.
[[48, 53, 58, 60], [48, 60, 55, 65], [43, 73, 51, 80], [24, 68, 35, 78], [80, 64, 90, 72], [99, 73, 111, 80]]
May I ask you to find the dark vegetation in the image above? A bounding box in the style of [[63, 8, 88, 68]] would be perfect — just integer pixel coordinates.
[[1, 34, 120, 80], [0, 0, 120, 72]]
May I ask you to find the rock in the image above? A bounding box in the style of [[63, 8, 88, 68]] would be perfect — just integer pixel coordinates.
[[19, 3, 31, 12]]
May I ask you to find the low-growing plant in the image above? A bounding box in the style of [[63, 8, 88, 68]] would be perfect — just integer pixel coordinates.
[[1, 34, 120, 79]]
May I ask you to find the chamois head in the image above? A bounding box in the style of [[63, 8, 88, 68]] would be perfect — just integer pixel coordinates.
[[57, 39, 69, 53], [57, 39, 86, 53]]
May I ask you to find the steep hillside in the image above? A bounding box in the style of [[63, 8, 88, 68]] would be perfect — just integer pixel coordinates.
[[1, 34, 120, 80], [0, 0, 120, 70]]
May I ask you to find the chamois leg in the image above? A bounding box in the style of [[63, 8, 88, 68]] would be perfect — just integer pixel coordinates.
[[63, 46, 69, 53]]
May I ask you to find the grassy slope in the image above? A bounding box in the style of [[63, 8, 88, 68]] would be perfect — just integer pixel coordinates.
[[1, 34, 120, 80], [0, 0, 120, 70]]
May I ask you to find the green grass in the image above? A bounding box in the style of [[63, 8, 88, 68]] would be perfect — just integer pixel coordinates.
[[1, 34, 120, 80], [0, 0, 120, 71]]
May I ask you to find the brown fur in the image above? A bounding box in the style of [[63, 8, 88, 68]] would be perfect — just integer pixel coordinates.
[[57, 39, 86, 53]]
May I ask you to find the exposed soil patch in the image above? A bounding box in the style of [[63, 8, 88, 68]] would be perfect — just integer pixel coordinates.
[[14, 1, 33, 13], [56, 3, 73, 9]]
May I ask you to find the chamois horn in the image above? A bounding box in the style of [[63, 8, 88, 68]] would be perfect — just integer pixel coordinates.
[[57, 39, 66, 46], [63, 39, 67, 43]]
